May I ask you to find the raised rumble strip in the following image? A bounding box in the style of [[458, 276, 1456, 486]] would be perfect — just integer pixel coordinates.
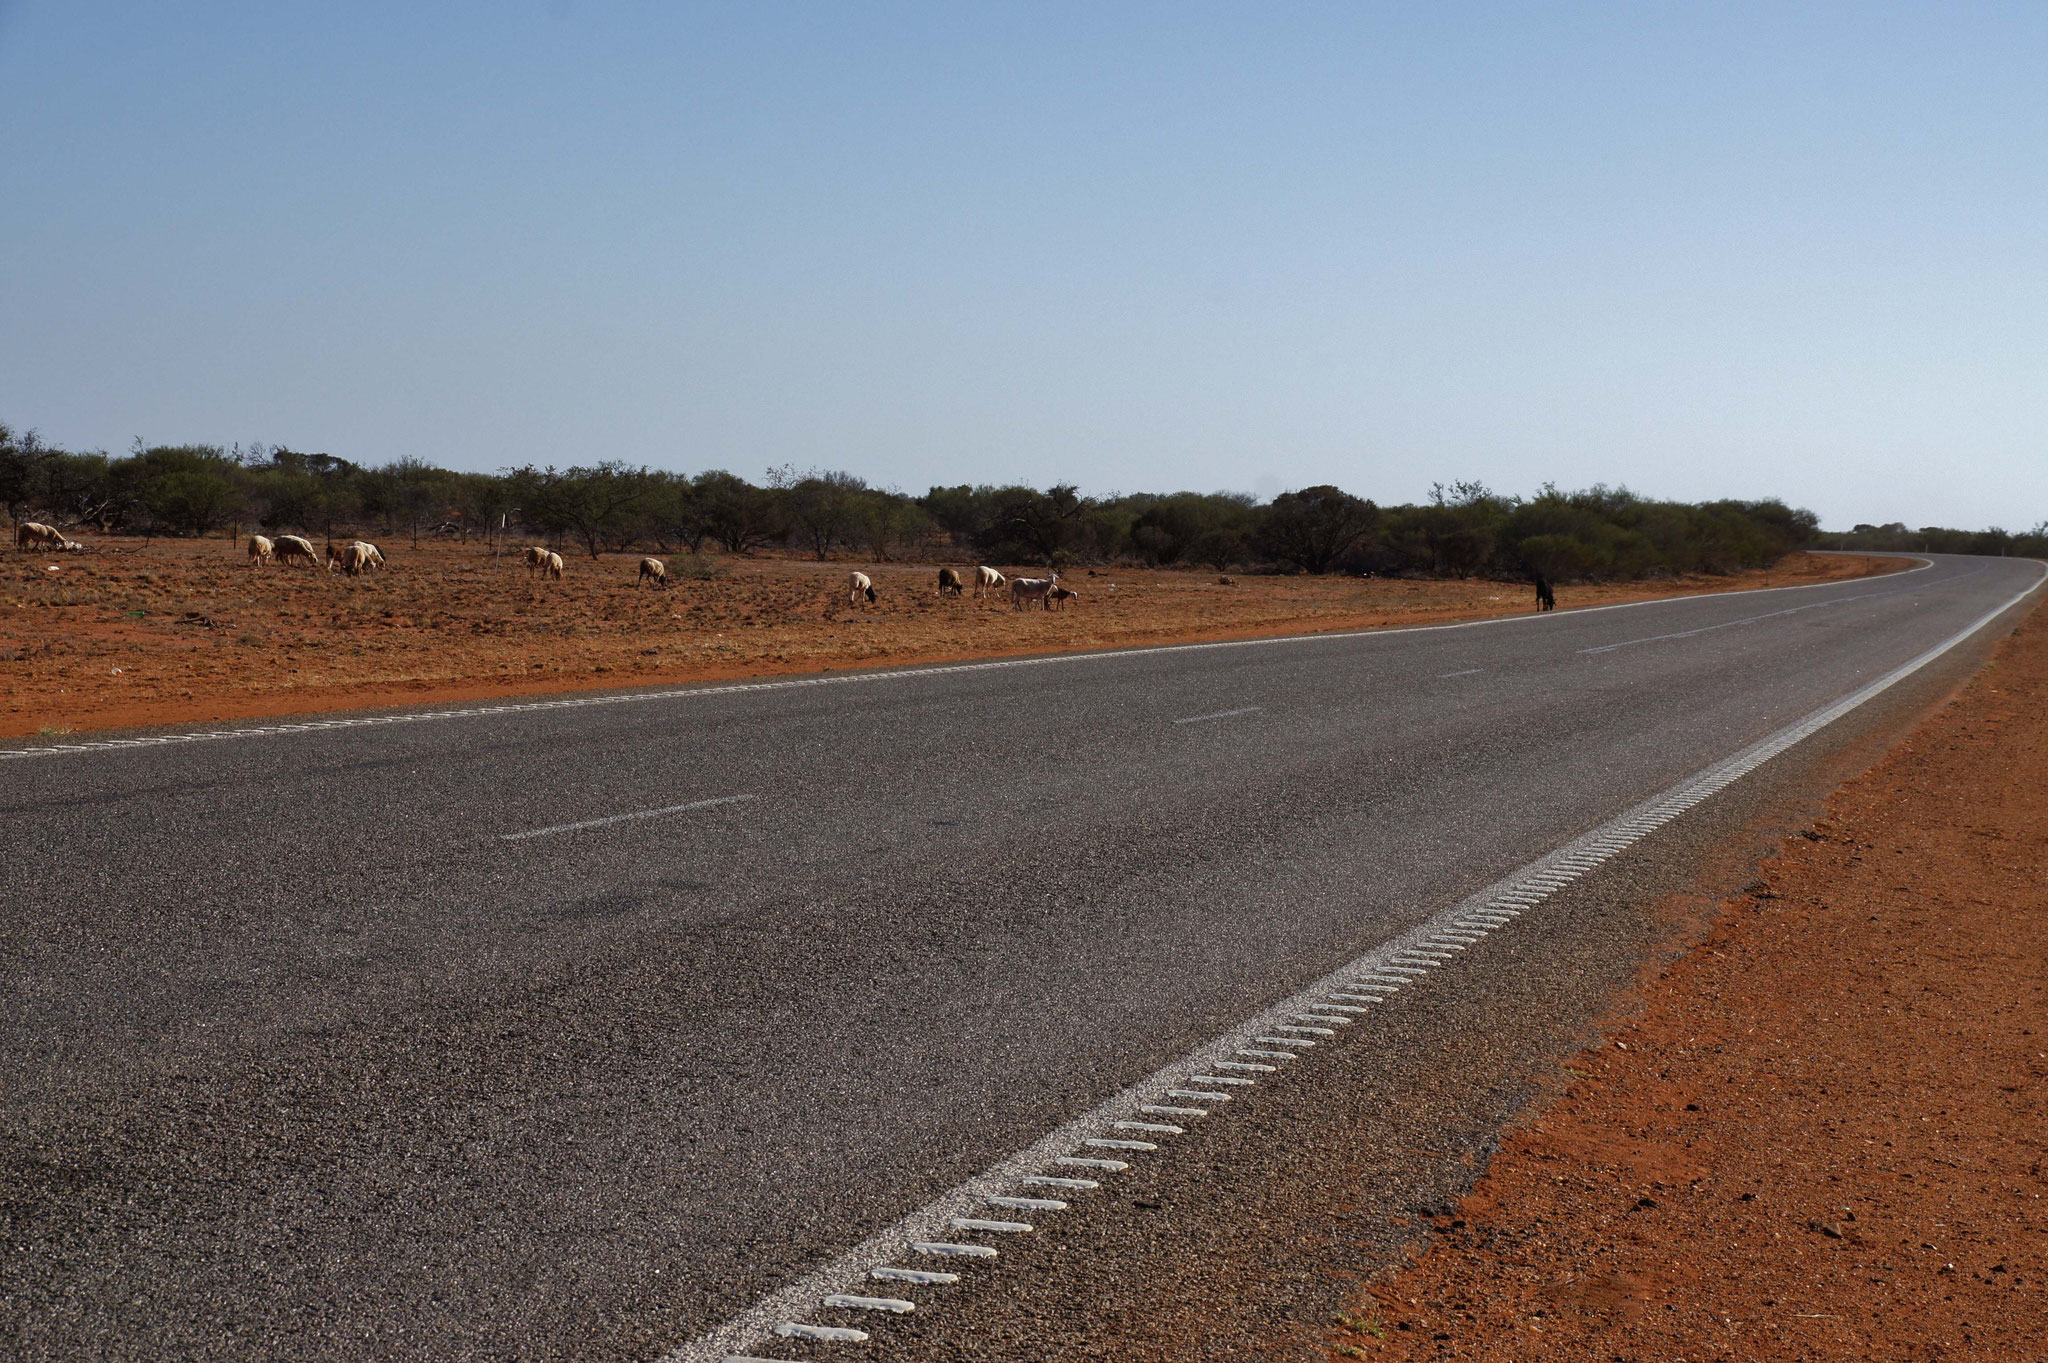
[[672, 565, 2046, 1361]]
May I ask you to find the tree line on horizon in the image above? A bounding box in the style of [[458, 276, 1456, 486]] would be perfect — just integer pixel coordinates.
[[1814, 520, 2048, 559], [1, 420, 1836, 582]]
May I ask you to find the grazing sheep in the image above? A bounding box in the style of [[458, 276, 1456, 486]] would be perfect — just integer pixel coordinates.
[[247, 534, 275, 566], [848, 570, 877, 606], [1009, 576, 1055, 611], [15, 522, 64, 551], [544, 551, 564, 581], [937, 567, 964, 596], [335, 542, 376, 577], [523, 546, 551, 576], [638, 557, 668, 588], [1046, 584, 1079, 611], [322, 540, 383, 572], [273, 535, 320, 568], [974, 565, 1005, 601], [326, 540, 384, 572]]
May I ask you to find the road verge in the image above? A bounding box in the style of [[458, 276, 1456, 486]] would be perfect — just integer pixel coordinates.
[[1329, 585, 2048, 1359]]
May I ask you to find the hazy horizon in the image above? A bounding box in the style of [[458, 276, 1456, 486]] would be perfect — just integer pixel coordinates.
[[5, 3, 2044, 532]]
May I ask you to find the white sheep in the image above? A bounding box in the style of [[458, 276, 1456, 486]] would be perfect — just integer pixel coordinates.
[[1009, 576, 1055, 610], [273, 535, 320, 568]]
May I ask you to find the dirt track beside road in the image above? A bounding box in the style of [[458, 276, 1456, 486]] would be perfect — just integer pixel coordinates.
[[0, 542, 1897, 738]]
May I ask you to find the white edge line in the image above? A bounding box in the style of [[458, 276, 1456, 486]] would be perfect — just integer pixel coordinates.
[[661, 555, 2040, 1363], [0, 558, 1941, 763]]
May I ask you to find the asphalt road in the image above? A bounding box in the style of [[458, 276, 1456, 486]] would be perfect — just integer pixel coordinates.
[[2, 555, 2038, 1361]]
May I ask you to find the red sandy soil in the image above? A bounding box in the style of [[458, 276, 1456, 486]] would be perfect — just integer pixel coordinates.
[[0, 539, 1899, 739], [1329, 594, 2048, 1359]]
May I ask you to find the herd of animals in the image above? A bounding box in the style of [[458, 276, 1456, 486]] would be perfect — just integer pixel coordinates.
[[14, 524, 1084, 611], [242, 533, 387, 576]]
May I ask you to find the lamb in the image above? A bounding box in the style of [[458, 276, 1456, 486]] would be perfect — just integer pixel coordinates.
[[848, 571, 877, 606], [273, 535, 320, 568], [937, 567, 964, 596], [974, 565, 1006, 601], [638, 557, 668, 588], [1009, 576, 1055, 610], [1046, 584, 1079, 611], [247, 534, 275, 566], [15, 522, 64, 551], [544, 551, 564, 581]]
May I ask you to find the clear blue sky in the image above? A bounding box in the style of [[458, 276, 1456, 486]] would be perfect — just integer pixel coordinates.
[[4, 2, 2044, 529]]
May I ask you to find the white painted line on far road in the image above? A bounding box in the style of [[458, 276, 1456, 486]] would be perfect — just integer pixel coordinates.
[[498, 794, 753, 842], [1173, 705, 1263, 724], [1575, 573, 1963, 655], [661, 558, 2043, 1363], [1436, 668, 1484, 678]]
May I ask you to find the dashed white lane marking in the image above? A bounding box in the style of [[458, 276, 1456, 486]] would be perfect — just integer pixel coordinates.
[[1172, 705, 1264, 724], [1436, 668, 1484, 678], [497, 794, 753, 841], [0, 560, 1939, 766], [663, 560, 2038, 1363], [1575, 582, 1914, 655]]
